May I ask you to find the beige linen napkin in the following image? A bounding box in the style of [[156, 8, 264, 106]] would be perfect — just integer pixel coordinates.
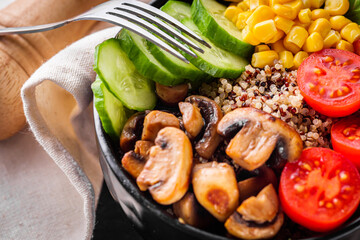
[[0, 26, 120, 239]]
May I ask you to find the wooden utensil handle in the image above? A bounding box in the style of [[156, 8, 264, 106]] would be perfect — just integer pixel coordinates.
[[0, 0, 108, 140]]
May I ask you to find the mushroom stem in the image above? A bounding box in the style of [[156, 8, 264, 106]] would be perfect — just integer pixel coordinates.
[[185, 96, 223, 159]]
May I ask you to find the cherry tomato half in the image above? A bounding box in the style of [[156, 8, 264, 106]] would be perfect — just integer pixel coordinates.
[[297, 49, 360, 117], [353, 39, 360, 56], [331, 114, 360, 169], [279, 148, 360, 232]]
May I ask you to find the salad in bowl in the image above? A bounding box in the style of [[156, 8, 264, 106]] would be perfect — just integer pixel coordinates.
[[92, 0, 360, 239]]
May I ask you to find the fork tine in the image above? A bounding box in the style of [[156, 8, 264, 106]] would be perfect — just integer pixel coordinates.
[[123, 0, 211, 49], [113, 5, 204, 54], [83, 14, 190, 63], [106, 11, 198, 58]]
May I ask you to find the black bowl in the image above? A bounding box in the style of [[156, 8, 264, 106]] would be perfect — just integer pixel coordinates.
[[93, 0, 360, 239]]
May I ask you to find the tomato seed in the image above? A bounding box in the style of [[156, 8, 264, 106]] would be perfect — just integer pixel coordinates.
[[335, 60, 341, 66], [308, 83, 316, 90], [337, 89, 344, 97], [319, 87, 325, 95], [318, 200, 324, 207], [343, 60, 352, 66], [324, 56, 334, 62], [341, 86, 350, 94], [314, 68, 325, 76], [294, 184, 305, 192], [302, 163, 312, 171], [339, 171, 349, 182], [314, 161, 320, 166], [351, 68, 360, 73], [326, 202, 334, 209]]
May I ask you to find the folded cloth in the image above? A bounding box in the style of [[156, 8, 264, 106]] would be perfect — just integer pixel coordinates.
[[0, 26, 120, 240]]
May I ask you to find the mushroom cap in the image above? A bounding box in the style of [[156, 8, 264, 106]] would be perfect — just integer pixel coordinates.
[[237, 184, 279, 224], [137, 127, 192, 205], [120, 111, 147, 152], [238, 166, 278, 203], [173, 192, 214, 228], [156, 83, 189, 106], [121, 151, 146, 179], [225, 211, 284, 240], [141, 110, 180, 142], [192, 162, 239, 222], [217, 108, 303, 171], [179, 102, 204, 139], [185, 96, 223, 159]]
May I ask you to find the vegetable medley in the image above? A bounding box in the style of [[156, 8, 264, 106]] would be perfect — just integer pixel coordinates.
[[91, 0, 360, 239]]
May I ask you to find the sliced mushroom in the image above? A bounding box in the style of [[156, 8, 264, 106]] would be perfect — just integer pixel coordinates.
[[179, 102, 204, 139], [141, 110, 180, 141], [192, 162, 239, 222], [121, 151, 146, 179], [237, 184, 279, 224], [156, 83, 189, 105], [217, 108, 303, 171], [225, 211, 284, 240], [185, 96, 223, 159], [137, 127, 192, 205], [134, 140, 154, 161], [173, 192, 214, 228], [225, 184, 284, 239], [120, 111, 147, 152], [238, 166, 278, 203]]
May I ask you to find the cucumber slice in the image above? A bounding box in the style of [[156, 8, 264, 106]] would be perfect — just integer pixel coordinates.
[[147, 41, 210, 84], [145, 1, 210, 86], [94, 38, 156, 111], [180, 17, 249, 79], [160, 0, 192, 21], [117, 29, 184, 86], [191, 0, 254, 58], [91, 76, 130, 139]]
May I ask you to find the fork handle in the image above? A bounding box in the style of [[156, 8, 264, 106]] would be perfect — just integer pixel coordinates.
[[0, 20, 69, 35]]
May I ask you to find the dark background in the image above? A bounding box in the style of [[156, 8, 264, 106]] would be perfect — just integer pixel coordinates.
[[92, 183, 144, 240]]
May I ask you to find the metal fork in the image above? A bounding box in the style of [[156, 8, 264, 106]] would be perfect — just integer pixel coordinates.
[[0, 0, 210, 63]]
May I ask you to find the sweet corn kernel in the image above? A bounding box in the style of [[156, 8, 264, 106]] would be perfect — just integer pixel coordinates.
[[302, 0, 311, 8], [298, 9, 312, 24], [242, 25, 261, 45], [294, 19, 311, 28], [253, 19, 278, 43], [224, 6, 241, 23], [293, 51, 309, 68], [237, 2, 250, 11], [336, 40, 354, 52], [251, 50, 279, 68], [303, 32, 324, 52], [236, 11, 252, 30], [285, 26, 309, 48], [274, 16, 295, 34], [255, 44, 271, 52], [308, 18, 331, 38], [250, 0, 269, 11], [311, 9, 330, 20], [284, 38, 301, 53], [268, 29, 285, 43], [323, 30, 342, 48], [341, 23, 360, 44], [324, 0, 350, 16], [330, 16, 352, 31], [271, 39, 287, 52], [244, 0, 251, 7], [246, 5, 276, 29], [279, 50, 294, 68], [310, 0, 325, 8], [272, 0, 303, 20]]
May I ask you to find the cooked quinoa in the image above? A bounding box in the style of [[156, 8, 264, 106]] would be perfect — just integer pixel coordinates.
[[199, 62, 333, 148]]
